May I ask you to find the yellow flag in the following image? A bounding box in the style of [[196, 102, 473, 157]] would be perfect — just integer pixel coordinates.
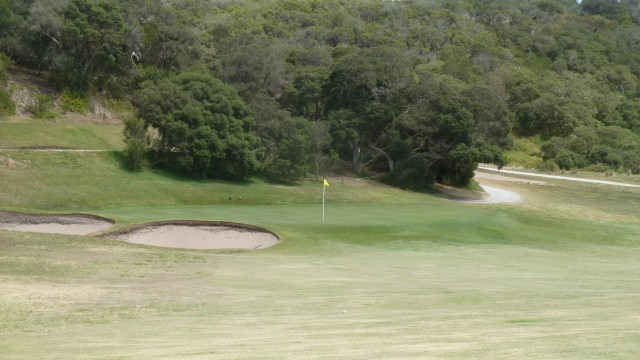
[[323, 178, 330, 187]]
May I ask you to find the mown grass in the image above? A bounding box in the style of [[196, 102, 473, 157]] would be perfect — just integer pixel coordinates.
[[1, 150, 640, 359], [0, 122, 123, 150], [0, 151, 421, 211]]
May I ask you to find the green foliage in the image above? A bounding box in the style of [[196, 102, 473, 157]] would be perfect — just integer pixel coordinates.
[[463, 85, 513, 147], [513, 137, 543, 155], [382, 156, 434, 191], [0, 52, 8, 86], [505, 151, 544, 169], [554, 149, 585, 170], [0, 52, 13, 118], [134, 72, 259, 179], [325, 45, 412, 173], [27, 94, 55, 119], [0, 89, 15, 118], [3, 0, 640, 181], [257, 111, 311, 182], [123, 116, 148, 171], [581, 0, 629, 20], [582, 163, 611, 172], [538, 159, 560, 172], [61, 91, 88, 114]]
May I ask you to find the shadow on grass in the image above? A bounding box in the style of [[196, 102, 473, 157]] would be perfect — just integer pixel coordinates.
[[107, 150, 256, 186], [261, 176, 304, 187]]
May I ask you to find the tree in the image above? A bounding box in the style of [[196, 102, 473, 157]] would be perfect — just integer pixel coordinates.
[[325, 46, 411, 173], [122, 116, 148, 171], [389, 72, 505, 187], [581, 0, 628, 20], [309, 120, 332, 180], [568, 125, 599, 158], [134, 72, 259, 179], [0, 52, 14, 119], [462, 85, 513, 147], [48, 0, 130, 92], [251, 93, 312, 182]]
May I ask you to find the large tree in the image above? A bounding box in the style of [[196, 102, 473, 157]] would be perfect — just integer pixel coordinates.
[[134, 72, 259, 179], [389, 73, 506, 187], [325, 45, 411, 173], [46, 0, 131, 92]]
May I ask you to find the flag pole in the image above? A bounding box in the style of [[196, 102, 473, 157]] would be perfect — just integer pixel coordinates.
[[322, 178, 330, 221], [322, 181, 325, 221]]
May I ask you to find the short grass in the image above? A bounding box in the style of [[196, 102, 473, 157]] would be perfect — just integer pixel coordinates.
[[1, 151, 640, 359], [0, 122, 123, 150], [0, 151, 419, 211]]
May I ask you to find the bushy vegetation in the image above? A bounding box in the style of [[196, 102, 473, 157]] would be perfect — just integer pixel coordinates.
[[60, 91, 88, 114], [122, 116, 148, 171], [0, 52, 14, 118], [3, 0, 640, 181], [27, 93, 55, 119], [0, 88, 14, 118], [133, 72, 259, 179]]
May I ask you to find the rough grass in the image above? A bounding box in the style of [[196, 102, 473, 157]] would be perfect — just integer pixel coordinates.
[[1, 152, 640, 359], [0, 122, 123, 150]]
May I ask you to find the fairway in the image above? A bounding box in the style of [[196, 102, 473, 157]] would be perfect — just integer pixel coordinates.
[[2, 152, 640, 359]]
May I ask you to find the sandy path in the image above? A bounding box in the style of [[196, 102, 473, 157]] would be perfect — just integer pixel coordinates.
[[478, 166, 640, 188], [458, 185, 521, 204]]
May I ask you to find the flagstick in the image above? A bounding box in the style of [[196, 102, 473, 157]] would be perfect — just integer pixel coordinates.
[[322, 182, 325, 221]]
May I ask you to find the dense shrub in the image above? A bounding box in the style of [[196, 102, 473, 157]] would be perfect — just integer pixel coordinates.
[[513, 137, 543, 155], [134, 73, 259, 179], [0, 52, 13, 118], [505, 150, 544, 168], [27, 94, 55, 119], [0, 89, 14, 118], [538, 159, 559, 172], [554, 150, 586, 170], [61, 91, 88, 114], [123, 116, 148, 171]]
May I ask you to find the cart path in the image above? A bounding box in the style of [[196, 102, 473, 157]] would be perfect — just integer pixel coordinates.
[[458, 185, 521, 204], [478, 166, 640, 188]]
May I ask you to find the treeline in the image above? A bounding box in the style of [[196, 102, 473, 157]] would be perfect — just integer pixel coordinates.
[[2, 0, 640, 185]]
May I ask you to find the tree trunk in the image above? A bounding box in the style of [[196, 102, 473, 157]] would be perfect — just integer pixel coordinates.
[[370, 143, 394, 172], [350, 140, 365, 174]]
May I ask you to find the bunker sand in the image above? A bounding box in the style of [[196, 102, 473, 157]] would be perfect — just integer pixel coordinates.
[[108, 221, 279, 250], [0, 211, 114, 235]]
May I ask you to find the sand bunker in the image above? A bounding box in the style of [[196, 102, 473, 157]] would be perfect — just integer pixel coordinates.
[[109, 221, 279, 250], [0, 211, 114, 235]]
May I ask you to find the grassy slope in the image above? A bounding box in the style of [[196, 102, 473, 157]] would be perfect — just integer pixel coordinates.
[[1, 143, 640, 358], [0, 122, 124, 150]]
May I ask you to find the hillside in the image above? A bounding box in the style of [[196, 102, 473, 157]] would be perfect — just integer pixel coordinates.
[[2, 0, 640, 185]]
